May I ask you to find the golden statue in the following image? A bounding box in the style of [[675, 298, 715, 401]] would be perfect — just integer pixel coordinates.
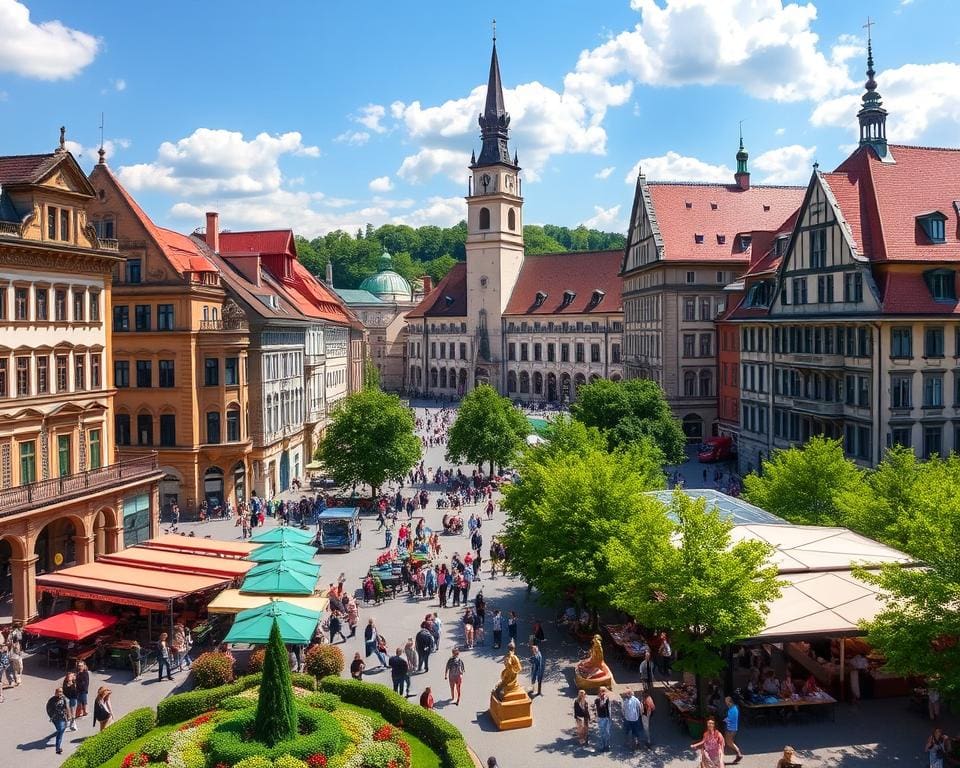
[[574, 633, 613, 691], [494, 644, 523, 699]]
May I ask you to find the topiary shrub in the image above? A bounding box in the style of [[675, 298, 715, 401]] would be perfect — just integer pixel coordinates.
[[156, 676, 256, 725], [254, 620, 298, 745], [68, 707, 156, 768], [440, 740, 476, 768], [140, 733, 171, 763], [191, 650, 236, 689], [246, 647, 266, 674], [304, 644, 344, 680], [302, 692, 340, 711]]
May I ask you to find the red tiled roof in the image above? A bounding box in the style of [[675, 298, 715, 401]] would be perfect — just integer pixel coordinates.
[[219, 230, 294, 255], [504, 250, 623, 315], [646, 182, 805, 263], [91, 164, 217, 275], [0, 153, 61, 185], [285, 260, 355, 326], [830, 144, 960, 263], [878, 271, 960, 315], [407, 262, 467, 319]]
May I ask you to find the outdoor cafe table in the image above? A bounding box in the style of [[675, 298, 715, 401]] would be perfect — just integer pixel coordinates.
[[740, 692, 838, 723]]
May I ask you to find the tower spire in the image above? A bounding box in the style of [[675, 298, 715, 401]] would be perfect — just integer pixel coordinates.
[[857, 17, 888, 158], [476, 32, 513, 167], [734, 122, 750, 190]]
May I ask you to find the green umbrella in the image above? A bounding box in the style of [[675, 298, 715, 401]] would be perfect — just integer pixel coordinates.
[[247, 541, 318, 563], [246, 558, 321, 580], [250, 526, 315, 545], [224, 600, 321, 645], [241, 561, 318, 595]]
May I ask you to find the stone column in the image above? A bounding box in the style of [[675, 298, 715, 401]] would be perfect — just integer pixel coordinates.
[[10, 555, 39, 622], [149, 482, 160, 540], [105, 526, 123, 554], [74, 533, 96, 565]]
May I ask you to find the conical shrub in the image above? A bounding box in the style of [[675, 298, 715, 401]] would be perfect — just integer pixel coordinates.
[[254, 619, 297, 745]]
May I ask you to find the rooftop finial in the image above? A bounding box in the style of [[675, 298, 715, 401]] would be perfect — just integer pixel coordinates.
[[492, 17, 496, 43], [98, 112, 106, 165], [857, 17, 888, 157], [58, 125, 66, 152]]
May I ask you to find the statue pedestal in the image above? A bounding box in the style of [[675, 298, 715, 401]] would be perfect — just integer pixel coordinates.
[[574, 663, 614, 692], [489, 689, 533, 730]]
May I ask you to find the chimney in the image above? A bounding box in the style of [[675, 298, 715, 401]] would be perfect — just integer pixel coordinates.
[[205, 212, 220, 253], [421, 275, 433, 294], [230, 255, 262, 287], [735, 171, 750, 191], [325, 260, 334, 288]]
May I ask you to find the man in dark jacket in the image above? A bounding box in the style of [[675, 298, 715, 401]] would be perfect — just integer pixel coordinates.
[[46, 687, 69, 754], [388, 647, 409, 695], [415, 623, 434, 672]]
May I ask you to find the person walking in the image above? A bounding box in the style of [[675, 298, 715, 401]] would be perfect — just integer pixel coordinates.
[[723, 695, 744, 763], [350, 653, 365, 680], [574, 689, 591, 746], [47, 686, 70, 754], [529, 642, 544, 697], [508, 611, 518, 645], [129, 640, 142, 680], [431, 612, 441, 651], [491, 610, 503, 649], [328, 611, 347, 644], [75, 661, 90, 719], [8, 639, 22, 686], [444, 648, 465, 705], [594, 686, 612, 753], [403, 638, 418, 694], [157, 633, 174, 681], [62, 671, 78, 731], [658, 632, 673, 676], [415, 623, 434, 672], [691, 717, 726, 768], [345, 597, 359, 638], [622, 688, 642, 750], [171, 622, 187, 671], [93, 687, 113, 731], [926, 728, 950, 768], [462, 609, 475, 649], [364, 619, 388, 668], [641, 687, 656, 749], [388, 647, 409, 696]]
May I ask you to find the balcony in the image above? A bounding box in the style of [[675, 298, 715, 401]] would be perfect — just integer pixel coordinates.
[[0, 222, 20, 237], [791, 398, 845, 417], [199, 318, 248, 332], [98, 238, 119, 251], [0, 453, 160, 518]]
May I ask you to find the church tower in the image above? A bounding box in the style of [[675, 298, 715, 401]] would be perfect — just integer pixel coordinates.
[[465, 34, 524, 391], [857, 25, 889, 159]]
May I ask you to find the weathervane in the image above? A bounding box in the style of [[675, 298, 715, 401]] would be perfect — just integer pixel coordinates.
[[863, 15, 874, 43], [98, 112, 106, 164], [492, 18, 496, 43]]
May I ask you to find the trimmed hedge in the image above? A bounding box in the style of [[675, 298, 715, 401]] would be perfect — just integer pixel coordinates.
[[67, 707, 156, 768], [156, 676, 253, 725]]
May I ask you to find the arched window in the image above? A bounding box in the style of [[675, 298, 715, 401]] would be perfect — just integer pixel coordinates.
[[479, 207, 491, 230], [202, 306, 209, 321], [699, 370, 712, 397], [533, 371, 543, 395], [430, 368, 438, 388], [508, 208, 516, 231], [226, 405, 241, 441], [507, 371, 517, 393], [519, 371, 530, 394], [440, 368, 447, 388], [683, 371, 696, 397]]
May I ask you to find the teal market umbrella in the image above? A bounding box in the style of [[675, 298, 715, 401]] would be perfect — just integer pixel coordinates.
[[246, 558, 321, 580], [240, 561, 319, 595], [224, 600, 321, 645], [247, 541, 318, 563], [250, 526, 315, 545]]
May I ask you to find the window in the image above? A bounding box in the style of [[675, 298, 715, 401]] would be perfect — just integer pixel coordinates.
[[844, 272, 864, 303], [159, 360, 175, 388], [19, 441, 36, 484], [924, 425, 943, 460], [115, 414, 131, 446], [36, 288, 47, 320], [74, 355, 85, 390], [15, 357, 29, 396], [891, 427, 912, 448], [47, 207, 56, 239], [113, 305, 129, 331], [479, 207, 490, 230], [57, 435, 71, 477], [55, 289, 66, 321], [683, 334, 695, 357], [508, 343, 516, 361], [891, 327, 913, 358], [430, 342, 436, 359], [37, 356, 48, 393], [792, 277, 807, 305], [127, 258, 142, 284], [137, 414, 153, 446], [612, 343, 621, 363], [919, 213, 947, 243], [114, 360, 130, 388], [684, 371, 696, 396], [699, 333, 712, 357], [590, 343, 600, 363], [699, 370, 712, 397], [925, 327, 945, 358], [858, 375, 870, 407], [924, 269, 956, 301], [56, 355, 68, 392], [817, 275, 834, 304], [157, 304, 174, 330], [225, 357, 239, 386], [810, 228, 827, 268], [520, 344, 529, 362], [683, 298, 696, 321], [924, 372, 944, 407], [73, 290, 85, 322], [686, 271, 696, 283], [547, 344, 556, 363], [0, 359, 6, 397], [508, 208, 516, 230], [890, 374, 912, 408], [90, 354, 100, 389], [227, 409, 241, 442], [533, 343, 542, 362], [89, 429, 101, 470], [459, 342, 467, 360], [60, 208, 70, 241], [699, 298, 711, 320], [89, 291, 100, 322], [207, 412, 221, 444], [14, 287, 27, 320], [160, 414, 176, 447], [575, 343, 585, 363], [135, 304, 151, 331], [204, 358, 219, 386], [136, 360, 152, 388], [561, 344, 570, 363]]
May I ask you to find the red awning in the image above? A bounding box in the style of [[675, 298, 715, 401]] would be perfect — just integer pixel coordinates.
[[26, 610, 118, 641]]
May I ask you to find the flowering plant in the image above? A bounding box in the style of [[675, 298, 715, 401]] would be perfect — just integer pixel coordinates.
[[307, 755, 329, 768], [120, 753, 149, 768]]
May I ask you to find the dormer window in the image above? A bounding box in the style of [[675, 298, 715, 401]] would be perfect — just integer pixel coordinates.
[[745, 280, 772, 308], [444, 295, 455, 306], [533, 291, 547, 308], [924, 269, 956, 302], [694, 233, 704, 244], [740, 235, 752, 252], [589, 289, 605, 308], [685, 201, 692, 209], [716, 234, 726, 245], [561, 290, 576, 308], [710, 202, 718, 210], [918, 212, 947, 243]]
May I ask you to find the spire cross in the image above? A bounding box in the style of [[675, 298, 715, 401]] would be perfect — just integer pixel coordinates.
[[738, 120, 743, 142], [863, 16, 874, 43], [492, 18, 496, 43]]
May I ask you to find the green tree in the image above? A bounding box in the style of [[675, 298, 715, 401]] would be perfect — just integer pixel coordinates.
[[502, 427, 668, 618], [743, 436, 864, 526], [363, 357, 381, 390], [570, 378, 686, 463], [317, 388, 421, 495], [446, 384, 528, 475], [608, 490, 781, 714], [254, 620, 297, 746], [522, 225, 566, 255]]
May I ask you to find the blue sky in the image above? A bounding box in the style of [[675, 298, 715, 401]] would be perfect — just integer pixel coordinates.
[[1, 0, 958, 238]]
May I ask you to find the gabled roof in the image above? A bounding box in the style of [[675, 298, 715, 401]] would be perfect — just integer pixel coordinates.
[[877, 271, 960, 315], [219, 230, 295, 255], [406, 262, 467, 319], [0, 153, 62, 185], [723, 212, 800, 322], [285, 260, 357, 326], [504, 249, 623, 315]]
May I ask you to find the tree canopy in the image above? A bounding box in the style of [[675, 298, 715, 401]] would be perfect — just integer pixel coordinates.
[[446, 384, 529, 475], [501, 418, 668, 613], [317, 388, 421, 495], [743, 436, 863, 526], [570, 378, 686, 463], [294, 222, 625, 290]]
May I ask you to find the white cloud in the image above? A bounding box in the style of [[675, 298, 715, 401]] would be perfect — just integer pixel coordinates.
[[114, 78, 126, 91], [117, 128, 319, 197], [752, 144, 816, 184], [812, 62, 960, 144], [368, 176, 394, 192], [334, 130, 370, 146], [775, 127, 786, 136], [356, 104, 388, 133], [0, 0, 99, 80], [401, 196, 465, 228], [397, 148, 471, 185], [625, 151, 732, 183], [64, 137, 131, 166], [582, 204, 622, 229], [595, 166, 615, 180]]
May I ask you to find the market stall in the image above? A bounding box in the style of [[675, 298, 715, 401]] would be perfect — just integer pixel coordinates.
[[316, 507, 360, 552], [247, 541, 318, 563], [99, 546, 255, 581], [206, 589, 329, 615], [223, 600, 321, 645], [141, 534, 257, 559]]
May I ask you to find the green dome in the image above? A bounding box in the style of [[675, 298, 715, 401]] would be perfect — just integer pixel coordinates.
[[359, 252, 412, 301]]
